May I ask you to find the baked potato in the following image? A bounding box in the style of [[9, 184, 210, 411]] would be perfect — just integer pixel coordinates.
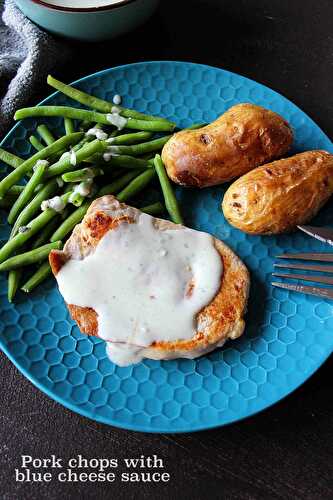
[[222, 150, 333, 235], [162, 103, 293, 188]]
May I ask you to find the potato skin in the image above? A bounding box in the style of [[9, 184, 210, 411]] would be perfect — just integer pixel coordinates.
[[162, 103, 293, 188], [222, 150, 333, 235]]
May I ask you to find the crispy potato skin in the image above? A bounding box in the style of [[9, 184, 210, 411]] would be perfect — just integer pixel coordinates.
[[161, 103, 293, 188], [222, 150, 333, 235]]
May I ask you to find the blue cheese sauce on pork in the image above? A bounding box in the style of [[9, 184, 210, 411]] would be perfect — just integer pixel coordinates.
[[55, 213, 223, 366]]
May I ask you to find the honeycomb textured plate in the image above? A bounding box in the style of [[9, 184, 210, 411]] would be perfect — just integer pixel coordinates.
[[1, 62, 333, 433]]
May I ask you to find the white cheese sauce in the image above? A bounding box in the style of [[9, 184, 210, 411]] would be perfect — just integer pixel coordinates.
[[103, 150, 119, 162], [77, 180, 93, 197], [86, 128, 108, 141], [41, 195, 65, 212], [33, 159, 49, 171], [113, 94, 122, 105], [60, 152, 70, 161], [105, 338, 227, 367], [70, 150, 77, 166], [106, 113, 127, 130], [56, 213, 223, 366]]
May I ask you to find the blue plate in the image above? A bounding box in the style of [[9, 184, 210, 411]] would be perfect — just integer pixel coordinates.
[[1, 62, 332, 433]]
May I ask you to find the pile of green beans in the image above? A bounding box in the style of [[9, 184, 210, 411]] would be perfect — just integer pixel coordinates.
[[0, 74, 188, 300]]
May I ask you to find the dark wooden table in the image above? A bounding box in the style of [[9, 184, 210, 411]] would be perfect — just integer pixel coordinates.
[[1, 1, 332, 499]]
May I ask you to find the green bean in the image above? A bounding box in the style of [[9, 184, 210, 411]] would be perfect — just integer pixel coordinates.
[[119, 109, 173, 125], [8, 161, 48, 225], [154, 154, 183, 224], [140, 153, 155, 161], [46, 139, 106, 178], [140, 201, 164, 216], [15, 106, 176, 132], [117, 169, 156, 202], [0, 195, 16, 208], [29, 135, 44, 152], [73, 124, 105, 152], [14, 106, 112, 125], [0, 186, 25, 208], [6, 222, 28, 303], [50, 202, 89, 242], [0, 241, 62, 271], [21, 260, 52, 293], [63, 182, 75, 194], [0, 148, 24, 169], [32, 230, 52, 249], [29, 125, 63, 163], [64, 117, 75, 135], [69, 193, 84, 207], [125, 118, 175, 132], [72, 133, 94, 152], [104, 168, 122, 180], [107, 135, 171, 156], [0, 133, 83, 199], [107, 131, 153, 145], [7, 230, 28, 301], [184, 122, 207, 130], [79, 120, 92, 131], [69, 189, 93, 208], [8, 185, 25, 196], [0, 192, 71, 263], [102, 154, 151, 170], [6, 235, 23, 302], [32, 214, 66, 249], [97, 170, 140, 197], [37, 124, 56, 145], [50, 171, 140, 242], [10, 178, 59, 237], [47, 75, 172, 123], [62, 167, 104, 183], [8, 269, 22, 302]]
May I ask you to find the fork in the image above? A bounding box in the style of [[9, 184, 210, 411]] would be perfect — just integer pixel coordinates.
[[271, 225, 333, 299]]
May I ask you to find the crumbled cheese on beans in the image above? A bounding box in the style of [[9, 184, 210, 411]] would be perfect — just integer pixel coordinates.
[[106, 113, 127, 130], [113, 94, 122, 105], [69, 180, 94, 204], [86, 128, 108, 141], [70, 149, 77, 166], [60, 152, 70, 161], [33, 159, 49, 171], [41, 196, 65, 212]]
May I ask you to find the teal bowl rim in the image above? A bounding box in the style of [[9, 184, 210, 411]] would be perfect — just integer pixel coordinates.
[[29, 0, 138, 13]]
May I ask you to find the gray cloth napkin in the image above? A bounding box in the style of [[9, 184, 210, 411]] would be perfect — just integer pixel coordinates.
[[0, 0, 70, 138]]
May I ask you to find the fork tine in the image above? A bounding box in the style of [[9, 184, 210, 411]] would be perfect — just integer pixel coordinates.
[[272, 272, 333, 285], [272, 281, 333, 299], [276, 252, 333, 262], [274, 262, 333, 273]]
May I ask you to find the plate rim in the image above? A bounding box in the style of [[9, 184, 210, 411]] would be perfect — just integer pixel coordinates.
[[1, 60, 332, 433]]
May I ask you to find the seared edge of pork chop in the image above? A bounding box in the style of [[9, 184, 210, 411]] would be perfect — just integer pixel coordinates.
[[49, 196, 250, 359]]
